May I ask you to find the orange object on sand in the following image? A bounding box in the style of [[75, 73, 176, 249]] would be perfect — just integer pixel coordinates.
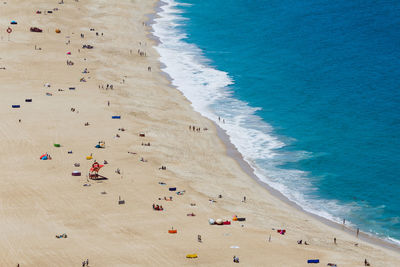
[[90, 162, 104, 172], [168, 229, 177, 234]]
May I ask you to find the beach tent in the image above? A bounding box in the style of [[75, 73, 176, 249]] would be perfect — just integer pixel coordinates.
[[10, 21, 17, 24]]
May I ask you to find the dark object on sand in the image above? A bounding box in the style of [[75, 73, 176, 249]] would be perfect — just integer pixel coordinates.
[[25, 99, 32, 102], [82, 44, 94, 49], [30, 27, 43, 32], [12, 105, 20, 108]]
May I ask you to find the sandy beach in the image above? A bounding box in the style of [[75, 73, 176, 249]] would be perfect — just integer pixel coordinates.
[[0, 0, 399, 266]]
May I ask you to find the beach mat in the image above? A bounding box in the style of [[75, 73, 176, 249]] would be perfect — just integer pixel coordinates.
[[307, 259, 319, 264]]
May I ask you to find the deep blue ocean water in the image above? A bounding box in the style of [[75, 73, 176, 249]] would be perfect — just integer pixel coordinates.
[[153, 0, 400, 243]]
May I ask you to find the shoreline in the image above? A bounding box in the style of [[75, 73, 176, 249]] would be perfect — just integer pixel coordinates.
[[215, 122, 400, 252], [149, 0, 400, 253]]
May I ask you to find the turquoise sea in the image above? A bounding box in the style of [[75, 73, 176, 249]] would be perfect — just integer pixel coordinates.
[[153, 0, 400, 244]]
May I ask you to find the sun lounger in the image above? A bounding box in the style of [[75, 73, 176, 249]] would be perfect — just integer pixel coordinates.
[[112, 116, 121, 119], [186, 254, 198, 259], [307, 259, 319, 264], [12, 105, 20, 108]]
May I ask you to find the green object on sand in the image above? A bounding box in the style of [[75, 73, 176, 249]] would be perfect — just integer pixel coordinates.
[[54, 144, 61, 147]]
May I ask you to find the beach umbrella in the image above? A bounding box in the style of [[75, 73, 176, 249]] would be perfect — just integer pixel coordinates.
[[10, 21, 17, 25]]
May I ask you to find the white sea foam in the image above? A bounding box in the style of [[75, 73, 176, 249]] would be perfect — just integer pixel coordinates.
[[152, 0, 400, 245]]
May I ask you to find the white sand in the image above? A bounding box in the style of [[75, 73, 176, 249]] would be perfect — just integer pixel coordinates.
[[0, 0, 399, 266]]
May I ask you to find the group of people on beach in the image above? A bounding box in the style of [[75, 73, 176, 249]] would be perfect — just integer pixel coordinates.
[[189, 125, 202, 132], [98, 84, 114, 90], [152, 204, 164, 211]]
